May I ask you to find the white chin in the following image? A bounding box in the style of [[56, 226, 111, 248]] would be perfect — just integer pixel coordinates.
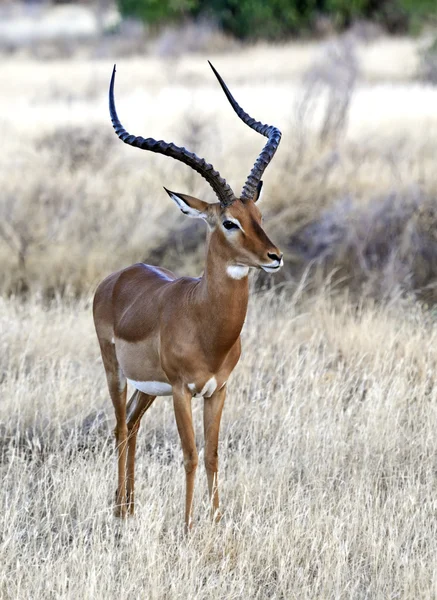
[[261, 265, 281, 273]]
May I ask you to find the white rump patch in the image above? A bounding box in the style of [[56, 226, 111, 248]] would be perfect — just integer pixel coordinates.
[[127, 379, 173, 396], [226, 265, 249, 280]]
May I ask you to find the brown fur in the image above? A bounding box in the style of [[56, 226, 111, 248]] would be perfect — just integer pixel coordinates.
[[93, 195, 282, 527]]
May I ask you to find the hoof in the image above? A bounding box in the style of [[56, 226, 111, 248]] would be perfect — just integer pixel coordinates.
[[113, 490, 128, 518], [212, 509, 222, 523], [127, 492, 135, 516], [113, 504, 128, 519], [184, 521, 194, 535]]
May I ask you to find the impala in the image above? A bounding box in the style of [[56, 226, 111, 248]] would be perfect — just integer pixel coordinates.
[[93, 62, 283, 529]]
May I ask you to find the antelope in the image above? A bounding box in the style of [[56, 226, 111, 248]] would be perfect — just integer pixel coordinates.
[[93, 62, 283, 529]]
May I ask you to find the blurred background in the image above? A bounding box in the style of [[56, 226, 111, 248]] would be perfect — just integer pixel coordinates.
[[1, 0, 437, 301]]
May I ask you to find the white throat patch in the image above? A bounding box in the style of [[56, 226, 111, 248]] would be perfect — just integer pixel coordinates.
[[226, 265, 249, 280]]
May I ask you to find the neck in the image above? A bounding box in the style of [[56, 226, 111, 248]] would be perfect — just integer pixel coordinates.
[[197, 230, 249, 350]]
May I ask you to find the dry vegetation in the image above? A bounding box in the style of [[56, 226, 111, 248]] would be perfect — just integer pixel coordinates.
[[2, 289, 437, 598], [2, 33, 437, 598], [1, 36, 437, 299]]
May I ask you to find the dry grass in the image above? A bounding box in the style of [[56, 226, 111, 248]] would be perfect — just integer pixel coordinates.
[[1, 289, 437, 598], [1, 36, 437, 298], [2, 36, 437, 598]]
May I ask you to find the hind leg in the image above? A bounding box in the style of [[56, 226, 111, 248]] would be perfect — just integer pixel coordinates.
[[97, 339, 129, 518], [126, 390, 156, 515]]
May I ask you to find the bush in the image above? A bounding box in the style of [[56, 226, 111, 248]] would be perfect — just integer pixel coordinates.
[[197, 0, 318, 40], [116, 0, 437, 40], [117, 0, 198, 26]]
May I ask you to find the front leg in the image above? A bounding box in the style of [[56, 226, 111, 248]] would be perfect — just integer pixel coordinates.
[[203, 385, 226, 522], [173, 387, 198, 531]]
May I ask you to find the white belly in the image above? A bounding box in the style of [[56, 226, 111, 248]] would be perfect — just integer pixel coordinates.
[[127, 379, 173, 396], [126, 376, 219, 398]]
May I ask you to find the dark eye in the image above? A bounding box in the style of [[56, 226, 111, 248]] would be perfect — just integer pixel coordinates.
[[223, 220, 239, 231]]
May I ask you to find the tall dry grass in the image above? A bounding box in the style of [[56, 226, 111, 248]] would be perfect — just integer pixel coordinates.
[[1, 36, 437, 299], [1, 289, 437, 598], [2, 35, 437, 599]]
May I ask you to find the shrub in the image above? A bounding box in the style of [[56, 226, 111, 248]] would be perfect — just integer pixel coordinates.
[[117, 0, 199, 27], [197, 0, 318, 40], [116, 0, 437, 40]]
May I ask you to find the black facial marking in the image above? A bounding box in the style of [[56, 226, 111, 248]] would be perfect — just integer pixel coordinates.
[[223, 220, 239, 231]]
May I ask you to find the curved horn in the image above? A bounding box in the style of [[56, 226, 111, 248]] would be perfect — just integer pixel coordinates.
[[109, 65, 236, 207], [208, 61, 282, 202]]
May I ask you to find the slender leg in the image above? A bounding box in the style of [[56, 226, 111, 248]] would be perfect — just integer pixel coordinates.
[[114, 410, 128, 518], [126, 390, 156, 515], [203, 386, 226, 522], [173, 388, 198, 531], [97, 340, 129, 518]]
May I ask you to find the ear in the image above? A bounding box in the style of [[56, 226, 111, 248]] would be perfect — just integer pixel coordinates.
[[253, 181, 263, 203], [164, 187, 210, 219]]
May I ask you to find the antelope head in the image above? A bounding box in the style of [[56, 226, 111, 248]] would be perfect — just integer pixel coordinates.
[[109, 61, 283, 275]]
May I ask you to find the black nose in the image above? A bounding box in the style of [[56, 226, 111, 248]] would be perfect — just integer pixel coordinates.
[[268, 252, 282, 262]]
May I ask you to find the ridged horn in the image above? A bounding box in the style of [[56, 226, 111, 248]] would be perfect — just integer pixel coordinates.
[[109, 65, 236, 207], [208, 61, 282, 202]]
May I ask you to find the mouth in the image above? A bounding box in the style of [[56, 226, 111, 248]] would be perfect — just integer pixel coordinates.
[[261, 259, 283, 273]]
